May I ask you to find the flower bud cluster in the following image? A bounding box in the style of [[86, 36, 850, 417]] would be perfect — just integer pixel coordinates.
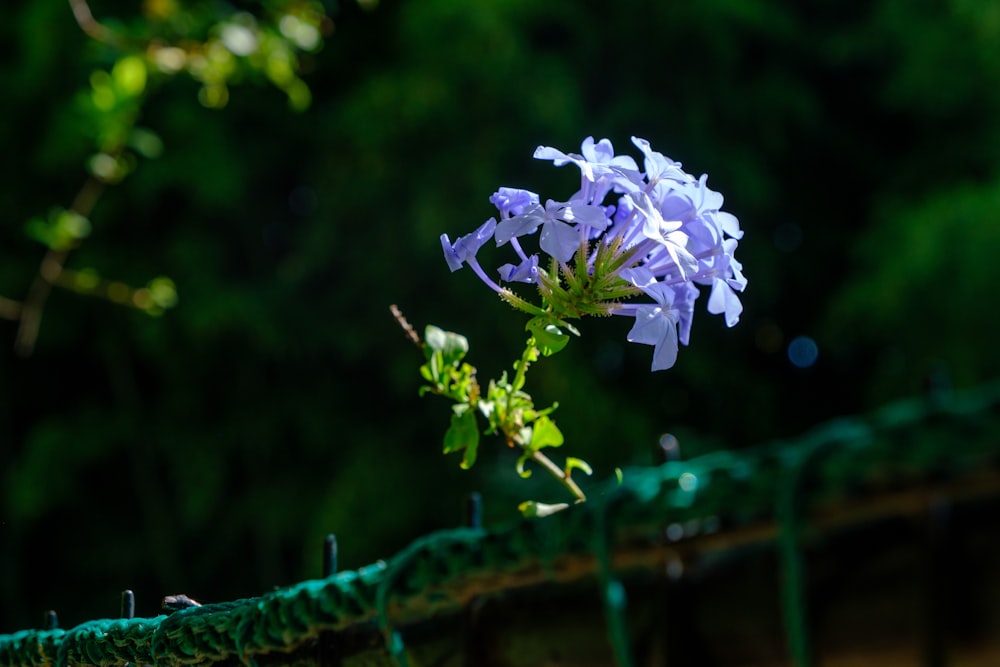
[[441, 136, 746, 370]]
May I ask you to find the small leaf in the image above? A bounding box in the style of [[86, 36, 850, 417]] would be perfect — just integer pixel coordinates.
[[564, 457, 593, 477], [72, 268, 100, 291], [423, 325, 469, 366], [526, 317, 570, 356], [112, 55, 147, 97], [419, 363, 434, 384], [58, 210, 90, 241], [460, 437, 479, 470], [147, 276, 177, 309], [527, 402, 559, 420], [518, 501, 570, 518], [425, 325, 447, 353], [129, 127, 164, 159], [90, 71, 116, 111], [515, 451, 533, 478], [529, 415, 563, 450], [427, 351, 443, 383], [25, 217, 53, 247], [440, 330, 469, 366], [517, 500, 537, 517], [443, 409, 479, 468], [88, 153, 121, 182], [26, 209, 92, 250]]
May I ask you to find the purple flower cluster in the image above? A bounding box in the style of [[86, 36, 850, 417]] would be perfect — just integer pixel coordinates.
[[441, 136, 747, 371]]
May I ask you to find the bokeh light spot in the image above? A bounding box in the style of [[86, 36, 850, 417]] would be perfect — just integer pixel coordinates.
[[787, 336, 819, 368], [678, 472, 698, 492], [658, 433, 679, 461]]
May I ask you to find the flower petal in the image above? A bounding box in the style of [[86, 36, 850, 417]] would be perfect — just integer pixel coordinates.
[[626, 305, 679, 371], [441, 218, 497, 271], [708, 278, 743, 327], [539, 219, 580, 262]]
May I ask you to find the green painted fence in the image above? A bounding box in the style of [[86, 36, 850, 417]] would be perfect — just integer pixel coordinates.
[[2, 381, 999, 666]]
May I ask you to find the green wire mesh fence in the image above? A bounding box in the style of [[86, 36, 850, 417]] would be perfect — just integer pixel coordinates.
[[2, 380, 999, 666]]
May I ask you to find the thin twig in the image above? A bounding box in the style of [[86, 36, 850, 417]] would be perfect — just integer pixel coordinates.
[[531, 449, 587, 503], [13, 0, 117, 356], [390, 304, 424, 349], [14, 250, 68, 357], [14, 178, 106, 357], [0, 296, 23, 321], [67, 0, 116, 44]]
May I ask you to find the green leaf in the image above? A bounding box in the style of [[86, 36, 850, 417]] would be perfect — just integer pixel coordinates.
[[24, 217, 52, 248], [460, 438, 479, 470], [55, 211, 91, 242], [129, 127, 164, 159], [425, 325, 447, 354], [529, 415, 563, 450], [443, 408, 479, 469], [424, 325, 469, 366], [89, 70, 118, 111], [112, 55, 147, 97], [564, 457, 593, 477], [426, 351, 442, 384], [515, 450, 533, 478], [135, 275, 178, 316], [419, 363, 435, 384], [441, 331, 469, 366], [526, 317, 570, 356], [25, 209, 92, 251], [518, 500, 570, 518], [147, 276, 177, 309], [524, 402, 559, 422]]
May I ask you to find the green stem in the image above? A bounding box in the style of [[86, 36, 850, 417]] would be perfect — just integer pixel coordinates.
[[505, 341, 586, 503], [499, 288, 549, 317], [530, 448, 587, 503], [510, 340, 536, 391]]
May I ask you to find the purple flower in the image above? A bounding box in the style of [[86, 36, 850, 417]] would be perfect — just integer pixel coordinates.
[[490, 187, 539, 218], [443, 136, 748, 371], [631, 136, 692, 187], [441, 218, 502, 292], [498, 255, 539, 283], [534, 136, 640, 184], [705, 239, 746, 326], [441, 218, 495, 271], [616, 270, 701, 371], [627, 303, 679, 371], [495, 198, 610, 263], [708, 278, 743, 326], [629, 191, 698, 279]]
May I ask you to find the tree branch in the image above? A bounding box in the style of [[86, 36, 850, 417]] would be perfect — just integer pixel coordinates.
[[67, 0, 116, 44], [14, 177, 106, 357], [0, 296, 23, 321]]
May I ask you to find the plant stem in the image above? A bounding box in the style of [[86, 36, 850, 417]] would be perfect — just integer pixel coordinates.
[[511, 340, 536, 391], [68, 0, 118, 45], [505, 341, 586, 503], [498, 287, 548, 317], [530, 448, 587, 503], [0, 296, 22, 321], [14, 177, 105, 357]]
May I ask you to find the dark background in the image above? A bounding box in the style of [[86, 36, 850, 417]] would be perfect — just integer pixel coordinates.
[[2, 0, 999, 632]]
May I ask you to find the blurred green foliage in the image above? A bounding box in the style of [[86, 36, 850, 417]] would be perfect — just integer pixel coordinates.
[[1, 0, 999, 631]]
